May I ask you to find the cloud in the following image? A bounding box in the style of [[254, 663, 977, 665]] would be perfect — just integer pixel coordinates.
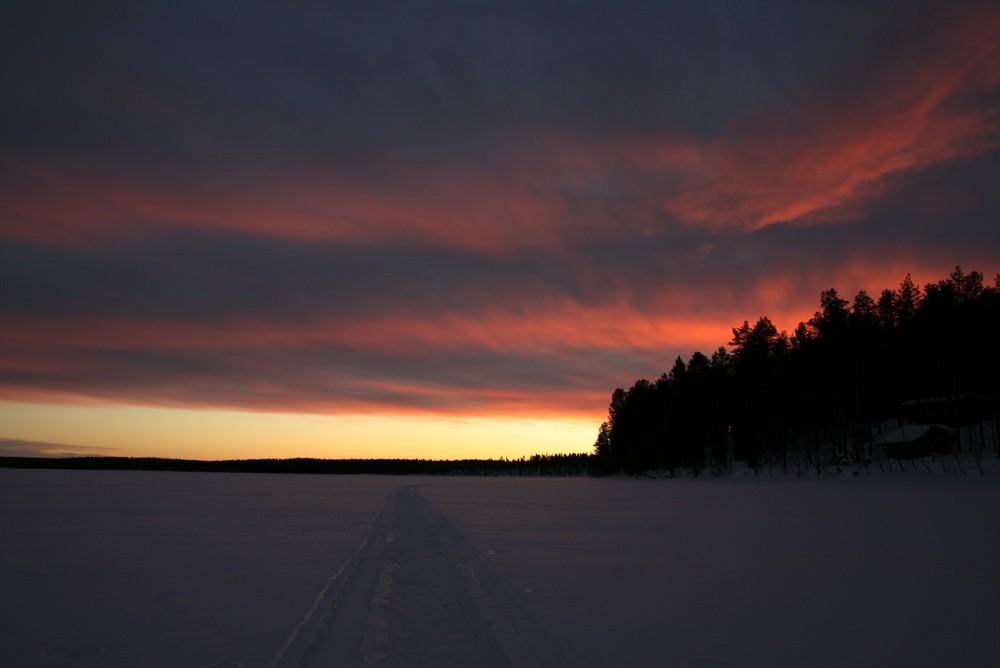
[[0, 1, 927, 249], [0, 438, 120, 458], [585, 1, 1000, 233], [0, 297, 742, 417]]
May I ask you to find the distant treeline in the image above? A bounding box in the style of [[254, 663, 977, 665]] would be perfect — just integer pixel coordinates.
[[594, 267, 1000, 476], [0, 453, 594, 476]]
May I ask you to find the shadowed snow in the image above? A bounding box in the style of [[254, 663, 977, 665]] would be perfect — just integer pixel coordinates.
[[1, 469, 998, 667]]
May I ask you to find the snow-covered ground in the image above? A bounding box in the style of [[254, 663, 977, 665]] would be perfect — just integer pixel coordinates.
[[1, 469, 998, 667]]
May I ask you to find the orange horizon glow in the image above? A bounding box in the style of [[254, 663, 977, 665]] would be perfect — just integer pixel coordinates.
[[0, 401, 601, 461]]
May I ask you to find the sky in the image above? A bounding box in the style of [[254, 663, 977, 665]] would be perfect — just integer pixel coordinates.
[[2, 0, 999, 461]]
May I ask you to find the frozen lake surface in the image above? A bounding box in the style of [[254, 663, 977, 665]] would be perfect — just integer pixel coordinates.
[[1, 469, 998, 667]]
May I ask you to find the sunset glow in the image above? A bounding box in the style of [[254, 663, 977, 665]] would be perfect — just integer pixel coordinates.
[[0, 401, 595, 461], [3, 1, 998, 460]]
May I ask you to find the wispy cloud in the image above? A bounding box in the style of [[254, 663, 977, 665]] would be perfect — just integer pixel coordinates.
[[0, 438, 120, 458], [566, 2, 1000, 233]]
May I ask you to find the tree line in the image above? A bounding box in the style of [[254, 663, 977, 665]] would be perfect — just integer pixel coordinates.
[[0, 453, 594, 476], [594, 267, 1000, 476]]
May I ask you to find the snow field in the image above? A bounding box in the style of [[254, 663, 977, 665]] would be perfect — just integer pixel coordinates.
[[2, 469, 999, 667], [420, 475, 1000, 667], [0, 470, 400, 667]]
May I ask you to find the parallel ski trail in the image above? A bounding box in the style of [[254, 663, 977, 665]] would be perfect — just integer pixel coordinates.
[[270, 484, 566, 668], [266, 492, 396, 668]]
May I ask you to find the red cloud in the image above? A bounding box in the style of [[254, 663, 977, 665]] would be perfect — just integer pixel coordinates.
[[655, 3, 1000, 231], [1, 151, 575, 254]]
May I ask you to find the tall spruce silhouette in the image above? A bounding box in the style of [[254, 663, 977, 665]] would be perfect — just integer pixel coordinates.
[[594, 267, 1000, 475]]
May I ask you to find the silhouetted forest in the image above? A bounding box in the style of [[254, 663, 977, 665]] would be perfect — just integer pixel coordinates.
[[594, 267, 1000, 476], [0, 453, 594, 476]]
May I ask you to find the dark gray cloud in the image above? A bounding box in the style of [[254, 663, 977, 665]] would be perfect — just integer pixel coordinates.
[[1, 1, 872, 174], [1, 231, 596, 320]]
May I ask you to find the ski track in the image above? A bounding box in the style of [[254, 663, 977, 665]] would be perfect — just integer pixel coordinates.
[[269, 484, 565, 668]]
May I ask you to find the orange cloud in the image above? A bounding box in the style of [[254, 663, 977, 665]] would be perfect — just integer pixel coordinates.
[[0, 292, 741, 418]]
